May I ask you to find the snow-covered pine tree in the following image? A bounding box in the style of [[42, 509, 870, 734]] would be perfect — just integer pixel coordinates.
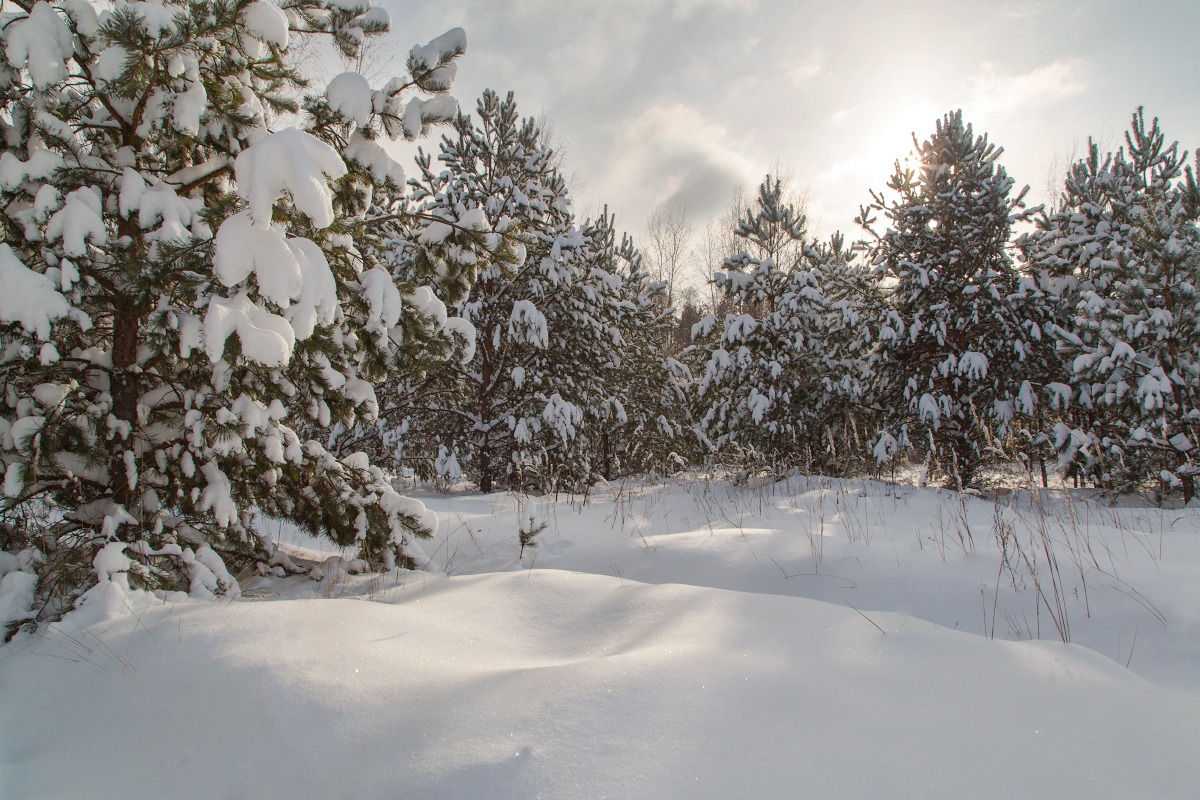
[[669, 286, 705, 355], [0, 0, 469, 616], [380, 90, 626, 493], [860, 111, 1040, 486], [804, 232, 881, 474], [572, 209, 679, 480], [1023, 109, 1200, 500], [694, 174, 844, 472]]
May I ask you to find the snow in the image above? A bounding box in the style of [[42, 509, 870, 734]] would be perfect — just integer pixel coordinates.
[[359, 267, 403, 333], [323, 0, 371, 12], [4, 2, 73, 89], [136, 182, 208, 243], [241, 0, 290, 48], [284, 237, 339, 340], [541, 393, 581, 443], [918, 392, 941, 426], [435, 445, 462, 481], [326, 72, 373, 125], [409, 27, 467, 70], [212, 211, 337, 344], [0, 570, 36, 629], [125, 1, 180, 38], [92, 541, 134, 585], [233, 129, 347, 229], [343, 132, 407, 185], [3, 477, 1200, 798], [508, 299, 548, 347], [171, 69, 207, 137], [61, 0, 101, 39], [45, 187, 106, 257], [214, 212, 303, 306], [198, 461, 238, 529], [402, 96, 459, 140], [957, 350, 988, 379], [407, 285, 448, 325], [443, 316, 477, 362], [0, 244, 71, 340], [747, 386, 771, 422], [92, 44, 128, 83], [204, 292, 295, 366], [0, 148, 64, 191]]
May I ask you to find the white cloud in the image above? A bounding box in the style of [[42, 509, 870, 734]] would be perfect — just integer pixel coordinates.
[[965, 58, 1088, 118], [670, 0, 759, 15], [599, 103, 760, 226], [788, 47, 826, 86]]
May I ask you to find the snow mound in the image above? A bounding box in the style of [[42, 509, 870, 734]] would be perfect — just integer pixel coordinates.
[[1, 572, 1196, 798], [4, 478, 1200, 798]]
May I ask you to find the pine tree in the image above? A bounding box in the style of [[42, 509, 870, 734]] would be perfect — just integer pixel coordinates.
[[861, 111, 1039, 486], [380, 90, 634, 493], [0, 0, 469, 614], [695, 174, 858, 473], [573, 210, 679, 480], [1023, 109, 1200, 500], [805, 232, 881, 474]]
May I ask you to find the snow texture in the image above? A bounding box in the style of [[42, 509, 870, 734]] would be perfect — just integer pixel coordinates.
[[4, 3, 73, 89], [204, 292, 295, 366], [45, 187, 106, 257], [343, 133, 406, 185], [326, 73, 373, 125], [0, 570, 36, 629], [198, 461, 237, 528], [241, 0, 290, 48], [3, 478, 1199, 799], [0, 245, 71, 340], [360, 267, 403, 333], [214, 212, 303, 307], [409, 27, 467, 70], [234, 129, 347, 228], [444, 316, 477, 363], [284, 237, 339, 340]]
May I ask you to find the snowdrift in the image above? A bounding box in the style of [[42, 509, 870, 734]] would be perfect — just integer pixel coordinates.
[[3, 478, 1199, 799]]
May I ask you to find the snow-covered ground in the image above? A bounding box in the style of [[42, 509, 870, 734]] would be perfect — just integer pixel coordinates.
[[3, 475, 1198, 798]]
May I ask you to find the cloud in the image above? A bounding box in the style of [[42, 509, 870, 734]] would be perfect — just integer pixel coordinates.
[[1004, 1, 1049, 18], [788, 47, 826, 86], [599, 103, 759, 226], [966, 58, 1088, 118], [669, 0, 759, 15]]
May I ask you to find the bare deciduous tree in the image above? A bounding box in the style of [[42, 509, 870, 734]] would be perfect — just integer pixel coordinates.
[[645, 204, 696, 311]]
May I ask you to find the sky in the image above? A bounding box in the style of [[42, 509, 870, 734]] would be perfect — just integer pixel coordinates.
[[378, 0, 1200, 248]]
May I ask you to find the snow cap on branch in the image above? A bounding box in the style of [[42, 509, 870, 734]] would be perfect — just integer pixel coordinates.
[[234, 129, 347, 229], [0, 245, 71, 341]]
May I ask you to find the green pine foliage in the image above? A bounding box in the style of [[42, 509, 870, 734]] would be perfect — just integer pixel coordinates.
[[0, 0, 468, 617], [693, 175, 873, 475], [1023, 109, 1200, 500], [860, 111, 1040, 486]]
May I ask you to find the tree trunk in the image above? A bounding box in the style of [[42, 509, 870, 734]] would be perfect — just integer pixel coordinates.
[[479, 445, 493, 493], [110, 297, 141, 514]]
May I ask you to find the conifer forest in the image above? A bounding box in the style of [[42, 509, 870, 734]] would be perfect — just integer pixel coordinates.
[[1, 3, 1198, 798]]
